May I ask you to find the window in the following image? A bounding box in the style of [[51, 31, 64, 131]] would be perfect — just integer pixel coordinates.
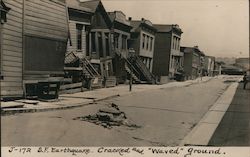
[[76, 24, 83, 50], [150, 37, 153, 51], [172, 36, 175, 49], [122, 35, 127, 50], [105, 33, 110, 56], [142, 34, 145, 49], [91, 32, 96, 53], [86, 26, 90, 56], [114, 33, 119, 49], [98, 32, 103, 57], [146, 36, 149, 50]]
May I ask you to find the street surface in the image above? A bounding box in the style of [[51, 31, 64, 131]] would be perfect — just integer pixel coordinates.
[[1, 76, 241, 146]]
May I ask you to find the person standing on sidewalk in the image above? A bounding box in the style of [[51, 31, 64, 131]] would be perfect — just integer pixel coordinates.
[[243, 73, 249, 89]]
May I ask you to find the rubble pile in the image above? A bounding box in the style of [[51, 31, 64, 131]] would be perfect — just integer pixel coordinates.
[[73, 103, 140, 129]]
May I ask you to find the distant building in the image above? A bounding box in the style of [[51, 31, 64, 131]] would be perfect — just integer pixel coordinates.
[[129, 18, 157, 72], [235, 57, 249, 71], [204, 56, 215, 76], [152, 24, 183, 83], [214, 61, 222, 75], [181, 46, 205, 80]]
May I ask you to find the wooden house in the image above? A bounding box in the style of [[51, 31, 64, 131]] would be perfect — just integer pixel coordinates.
[[152, 24, 184, 83], [108, 11, 132, 83], [80, 0, 118, 87], [181, 46, 205, 80], [129, 18, 157, 72], [127, 17, 157, 84], [0, 0, 68, 98]]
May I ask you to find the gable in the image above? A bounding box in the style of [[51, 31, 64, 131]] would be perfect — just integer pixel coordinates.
[[90, 2, 111, 29]]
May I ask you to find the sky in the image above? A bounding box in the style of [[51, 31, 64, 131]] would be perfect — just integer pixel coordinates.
[[100, 0, 249, 58]]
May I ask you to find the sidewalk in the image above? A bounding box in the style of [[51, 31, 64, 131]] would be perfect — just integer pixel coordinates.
[[0, 76, 219, 115], [208, 83, 250, 146], [180, 76, 243, 146]]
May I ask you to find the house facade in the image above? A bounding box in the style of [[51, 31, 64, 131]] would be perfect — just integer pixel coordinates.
[[66, 0, 93, 58], [108, 11, 132, 83], [181, 46, 205, 80], [0, 0, 68, 98], [80, 0, 113, 79], [129, 18, 157, 72], [152, 24, 183, 83]]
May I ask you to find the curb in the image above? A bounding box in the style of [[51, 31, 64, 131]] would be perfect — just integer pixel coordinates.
[[1, 94, 121, 116], [179, 82, 239, 146], [0, 77, 214, 116]]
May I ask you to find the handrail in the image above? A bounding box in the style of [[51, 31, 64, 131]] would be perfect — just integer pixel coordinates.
[[124, 58, 141, 80], [134, 55, 156, 81], [82, 58, 101, 77]]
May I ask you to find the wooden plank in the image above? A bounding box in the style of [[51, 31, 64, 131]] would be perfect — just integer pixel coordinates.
[[60, 82, 82, 90], [25, 4, 67, 21], [1, 90, 23, 96], [59, 88, 82, 94], [5, 2, 23, 14], [3, 34, 22, 43], [3, 61, 22, 67], [64, 67, 82, 71], [5, 0, 23, 9], [1, 81, 22, 87], [25, 19, 67, 33], [2, 66, 22, 72], [25, 9, 67, 25], [27, 0, 66, 14], [24, 29, 67, 41], [25, 25, 67, 37], [3, 39, 22, 48], [2, 71, 22, 77], [2, 50, 22, 57], [5, 14, 23, 24], [25, 16, 66, 32], [3, 29, 23, 38], [2, 76, 22, 82], [4, 19, 23, 29], [3, 55, 22, 62]]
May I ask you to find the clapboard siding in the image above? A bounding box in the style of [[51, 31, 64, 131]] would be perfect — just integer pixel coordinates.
[[24, 0, 68, 40], [1, 0, 24, 97], [2, 34, 22, 43], [3, 50, 22, 57], [67, 21, 86, 55]]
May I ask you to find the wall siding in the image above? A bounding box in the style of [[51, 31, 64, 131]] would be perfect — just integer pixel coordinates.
[[24, 0, 68, 40], [1, 0, 24, 97], [67, 21, 86, 57]]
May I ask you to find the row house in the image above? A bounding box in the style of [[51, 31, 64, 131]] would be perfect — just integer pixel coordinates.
[[0, 0, 68, 98], [108, 11, 132, 83], [152, 24, 183, 83], [181, 46, 205, 80], [129, 18, 157, 72]]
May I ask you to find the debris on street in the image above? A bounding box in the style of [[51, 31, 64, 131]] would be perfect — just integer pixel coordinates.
[[73, 103, 141, 129]]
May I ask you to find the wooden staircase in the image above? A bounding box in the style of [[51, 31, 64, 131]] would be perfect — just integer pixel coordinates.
[[128, 55, 156, 84], [124, 60, 141, 83], [80, 58, 102, 89]]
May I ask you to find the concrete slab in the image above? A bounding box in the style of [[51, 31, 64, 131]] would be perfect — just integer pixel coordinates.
[[201, 111, 225, 124], [180, 82, 239, 146], [209, 103, 230, 111], [181, 123, 218, 145]]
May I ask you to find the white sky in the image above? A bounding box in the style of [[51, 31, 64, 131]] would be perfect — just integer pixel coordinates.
[[101, 0, 249, 58]]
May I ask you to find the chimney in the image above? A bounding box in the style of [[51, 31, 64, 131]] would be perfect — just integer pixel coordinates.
[[128, 17, 132, 21], [141, 18, 144, 21]]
